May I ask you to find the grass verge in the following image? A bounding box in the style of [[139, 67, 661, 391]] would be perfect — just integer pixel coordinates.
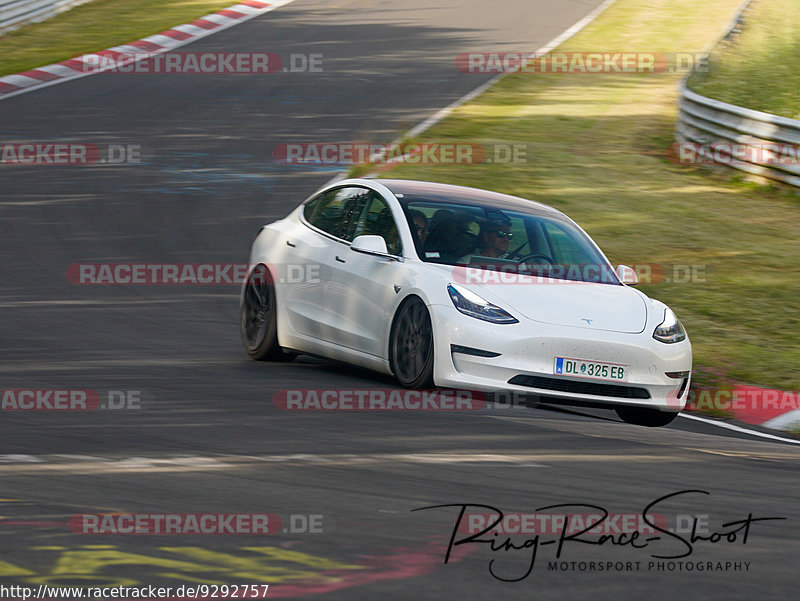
[[0, 0, 244, 77], [689, 0, 800, 119], [373, 0, 800, 391]]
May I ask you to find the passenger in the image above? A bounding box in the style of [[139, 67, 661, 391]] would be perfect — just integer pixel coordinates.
[[424, 210, 477, 263], [408, 209, 429, 246]]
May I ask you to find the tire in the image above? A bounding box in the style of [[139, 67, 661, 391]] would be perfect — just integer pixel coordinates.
[[389, 296, 434, 388], [615, 406, 678, 427], [240, 264, 294, 361]]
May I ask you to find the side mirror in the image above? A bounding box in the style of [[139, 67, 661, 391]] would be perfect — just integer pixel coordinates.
[[615, 264, 639, 285], [351, 235, 390, 256]]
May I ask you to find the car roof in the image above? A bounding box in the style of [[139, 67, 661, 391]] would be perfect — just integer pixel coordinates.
[[374, 179, 564, 218]]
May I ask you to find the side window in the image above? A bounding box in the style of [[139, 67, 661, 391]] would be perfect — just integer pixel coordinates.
[[348, 193, 402, 256], [303, 187, 367, 240]]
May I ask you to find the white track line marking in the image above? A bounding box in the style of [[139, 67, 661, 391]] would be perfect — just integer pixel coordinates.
[[404, 0, 618, 139], [322, 0, 618, 187], [679, 413, 800, 445], [0, 451, 691, 475]]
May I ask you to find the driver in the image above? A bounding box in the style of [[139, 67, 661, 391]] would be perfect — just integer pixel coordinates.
[[458, 213, 513, 263]]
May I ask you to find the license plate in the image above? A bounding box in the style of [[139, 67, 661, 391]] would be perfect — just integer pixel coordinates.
[[554, 357, 628, 382]]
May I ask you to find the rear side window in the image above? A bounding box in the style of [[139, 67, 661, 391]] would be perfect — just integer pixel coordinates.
[[303, 187, 371, 240]]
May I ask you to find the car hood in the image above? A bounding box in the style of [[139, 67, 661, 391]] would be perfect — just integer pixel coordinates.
[[471, 278, 648, 333]]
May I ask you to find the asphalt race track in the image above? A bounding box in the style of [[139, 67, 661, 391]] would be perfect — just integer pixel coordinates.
[[1, 0, 799, 598]]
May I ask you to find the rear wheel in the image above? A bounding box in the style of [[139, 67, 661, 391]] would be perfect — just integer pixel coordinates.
[[240, 264, 294, 361], [390, 297, 434, 388], [615, 406, 678, 427]]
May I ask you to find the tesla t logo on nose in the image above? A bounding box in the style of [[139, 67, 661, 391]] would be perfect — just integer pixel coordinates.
[[582, 318, 593, 326]]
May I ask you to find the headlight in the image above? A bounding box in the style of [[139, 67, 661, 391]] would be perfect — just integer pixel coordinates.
[[653, 308, 686, 343], [447, 283, 518, 324]]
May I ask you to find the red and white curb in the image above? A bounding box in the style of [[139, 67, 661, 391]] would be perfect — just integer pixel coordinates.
[[681, 383, 800, 441], [685, 383, 800, 431], [726, 384, 800, 430], [0, 0, 295, 101]]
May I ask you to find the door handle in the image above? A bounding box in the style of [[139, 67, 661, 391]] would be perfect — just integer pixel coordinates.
[[335, 256, 346, 263], [286, 240, 296, 247]]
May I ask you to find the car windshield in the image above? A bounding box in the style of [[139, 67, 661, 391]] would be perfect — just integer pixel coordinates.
[[399, 196, 619, 284]]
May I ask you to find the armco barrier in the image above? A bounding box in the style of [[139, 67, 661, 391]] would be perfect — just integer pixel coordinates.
[[0, 0, 91, 35], [675, 0, 800, 188]]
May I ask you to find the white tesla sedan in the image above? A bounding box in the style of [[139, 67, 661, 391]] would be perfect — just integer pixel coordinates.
[[240, 179, 691, 427]]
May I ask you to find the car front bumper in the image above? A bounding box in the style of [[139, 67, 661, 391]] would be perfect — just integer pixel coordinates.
[[429, 304, 692, 412]]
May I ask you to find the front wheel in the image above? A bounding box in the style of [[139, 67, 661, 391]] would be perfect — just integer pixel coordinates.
[[389, 297, 434, 388], [240, 264, 294, 361], [615, 406, 678, 427]]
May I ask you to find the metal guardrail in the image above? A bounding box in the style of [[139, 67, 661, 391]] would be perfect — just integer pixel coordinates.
[[0, 0, 92, 35], [675, 0, 800, 188]]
